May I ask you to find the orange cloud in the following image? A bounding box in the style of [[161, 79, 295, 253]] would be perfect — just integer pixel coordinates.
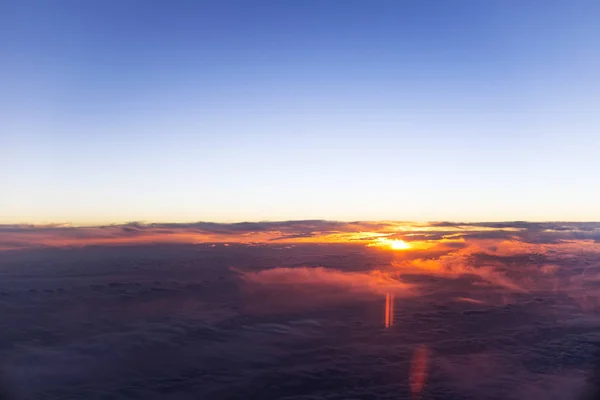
[[392, 252, 528, 293], [240, 267, 413, 297], [237, 266, 415, 315], [2, 221, 600, 261], [466, 238, 600, 257]]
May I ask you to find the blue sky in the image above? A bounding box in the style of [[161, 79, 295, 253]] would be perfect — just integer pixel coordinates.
[[1, 1, 599, 224]]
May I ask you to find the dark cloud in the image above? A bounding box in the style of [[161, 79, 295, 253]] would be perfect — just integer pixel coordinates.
[[147, 220, 355, 235], [268, 232, 317, 241]]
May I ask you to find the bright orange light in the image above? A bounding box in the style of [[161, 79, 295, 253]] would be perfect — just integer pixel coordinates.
[[368, 237, 412, 250], [389, 239, 411, 250]]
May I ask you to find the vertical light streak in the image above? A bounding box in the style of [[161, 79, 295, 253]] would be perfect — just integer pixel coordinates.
[[385, 292, 395, 328]]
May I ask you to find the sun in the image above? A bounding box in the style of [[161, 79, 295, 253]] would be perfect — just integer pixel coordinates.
[[389, 239, 411, 250], [368, 237, 412, 250]]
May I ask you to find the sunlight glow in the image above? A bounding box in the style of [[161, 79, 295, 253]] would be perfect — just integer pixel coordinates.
[[390, 239, 411, 250], [369, 237, 412, 251]]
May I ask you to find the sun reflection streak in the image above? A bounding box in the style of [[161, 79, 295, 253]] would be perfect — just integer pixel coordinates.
[[385, 292, 395, 328]]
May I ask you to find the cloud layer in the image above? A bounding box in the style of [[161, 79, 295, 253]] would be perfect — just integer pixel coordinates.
[[2, 220, 599, 251], [2, 222, 600, 399]]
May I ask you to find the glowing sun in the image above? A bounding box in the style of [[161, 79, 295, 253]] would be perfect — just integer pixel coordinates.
[[389, 239, 411, 250], [368, 237, 412, 250]]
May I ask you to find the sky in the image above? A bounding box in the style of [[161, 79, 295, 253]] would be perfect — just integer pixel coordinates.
[[1, 1, 599, 225]]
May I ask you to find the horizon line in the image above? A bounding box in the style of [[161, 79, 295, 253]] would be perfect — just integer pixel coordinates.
[[2, 219, 599, 229]]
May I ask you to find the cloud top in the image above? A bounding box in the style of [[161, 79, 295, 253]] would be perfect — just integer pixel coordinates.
[[2, 220, 599, 251]]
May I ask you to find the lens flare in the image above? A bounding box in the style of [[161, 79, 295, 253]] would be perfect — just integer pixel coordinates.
[[410, 345, 429, 399]]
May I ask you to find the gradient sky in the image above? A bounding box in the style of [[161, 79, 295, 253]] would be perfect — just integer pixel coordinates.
[[2, 1, 599, 224]]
